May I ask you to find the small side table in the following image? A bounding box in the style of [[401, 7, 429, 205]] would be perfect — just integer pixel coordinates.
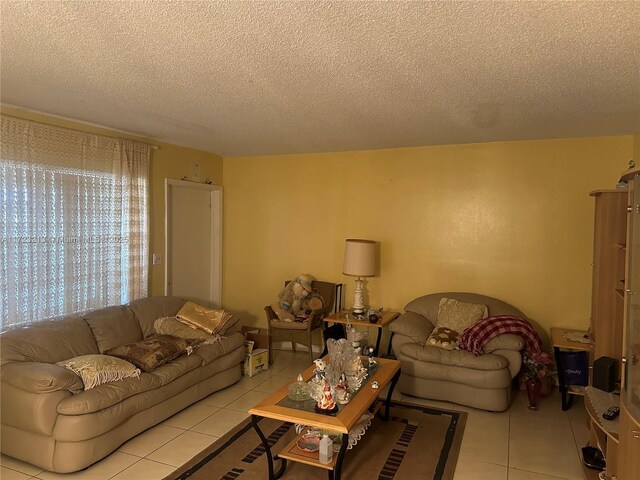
[[323, 310, 400, 356], [550, 327, 593, 411]]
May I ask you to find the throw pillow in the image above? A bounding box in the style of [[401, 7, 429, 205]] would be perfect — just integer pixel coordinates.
[[105, 335, 199, 373], [176, 301, 237, 335], [426, 298, 488, 350], [154, 316, 220, 343], [56, 354, 141, 390]]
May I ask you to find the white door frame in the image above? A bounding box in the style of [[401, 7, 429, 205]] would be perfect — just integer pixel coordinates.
[[164, 178, 223, 307]]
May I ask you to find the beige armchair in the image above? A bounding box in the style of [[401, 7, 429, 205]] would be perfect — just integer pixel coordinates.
[[389, 292, 532, 411], [264, 280, 336, 365]]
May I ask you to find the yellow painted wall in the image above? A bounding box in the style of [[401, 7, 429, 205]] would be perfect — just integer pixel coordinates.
[[223, 136, 634, 348], [0, 106, 223, 295], [3, 105, 635, 350]]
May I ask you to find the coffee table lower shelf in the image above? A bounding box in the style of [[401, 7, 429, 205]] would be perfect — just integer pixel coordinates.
[[277, 432, 339, 471], [251, 414, 350, 480], [277, 400, 381, 472]]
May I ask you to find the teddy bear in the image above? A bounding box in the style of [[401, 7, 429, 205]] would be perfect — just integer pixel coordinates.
[[299, 292, 325, 319], [271, 274, 324, 322]]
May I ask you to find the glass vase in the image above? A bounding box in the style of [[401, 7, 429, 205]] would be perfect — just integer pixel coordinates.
[[525, 378, 541, 410]]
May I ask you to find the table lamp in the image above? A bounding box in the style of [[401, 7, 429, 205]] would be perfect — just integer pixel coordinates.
[[342, 239, 376, 314]]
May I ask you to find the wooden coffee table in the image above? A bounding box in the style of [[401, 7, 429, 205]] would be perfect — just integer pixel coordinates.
[[248, 356, 401, 480]]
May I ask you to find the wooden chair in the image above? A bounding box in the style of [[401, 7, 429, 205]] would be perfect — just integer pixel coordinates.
[[264, 280, 336, 366]]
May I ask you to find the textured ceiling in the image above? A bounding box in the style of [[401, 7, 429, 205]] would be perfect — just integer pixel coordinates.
[[1, 1, 639, 156]]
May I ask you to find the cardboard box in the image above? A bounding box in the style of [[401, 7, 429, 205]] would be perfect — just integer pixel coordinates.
[[244, 347, 269, 377], [241, 326, 269, 377]]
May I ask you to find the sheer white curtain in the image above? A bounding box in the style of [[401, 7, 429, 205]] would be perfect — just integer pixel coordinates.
[[0, 115, 150, 329]]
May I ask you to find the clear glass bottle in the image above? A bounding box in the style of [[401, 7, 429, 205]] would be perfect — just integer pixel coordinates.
[[318, 434, 333, 464]]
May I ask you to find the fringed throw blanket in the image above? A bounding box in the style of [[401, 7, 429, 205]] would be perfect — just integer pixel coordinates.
[[458, 315, 542, 358]]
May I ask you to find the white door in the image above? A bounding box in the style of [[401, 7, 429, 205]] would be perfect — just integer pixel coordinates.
[[165, 179, 222, 307]]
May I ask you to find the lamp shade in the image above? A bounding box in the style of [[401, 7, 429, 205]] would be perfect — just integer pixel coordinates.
[[342, 239, 376, 277]]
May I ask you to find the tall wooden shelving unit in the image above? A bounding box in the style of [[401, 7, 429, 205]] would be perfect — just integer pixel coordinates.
[[617, 165, 640, 479], [589, 190, 628, 374], [584, 168, 640, 480], [584, 189, 627, 480]]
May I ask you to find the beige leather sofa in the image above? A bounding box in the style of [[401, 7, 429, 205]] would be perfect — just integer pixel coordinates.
[[389, 292, 529, 411], [0, 297, 245, 473]]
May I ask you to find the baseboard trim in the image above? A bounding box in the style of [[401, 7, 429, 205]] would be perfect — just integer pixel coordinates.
[[271, 342, 322, 353]]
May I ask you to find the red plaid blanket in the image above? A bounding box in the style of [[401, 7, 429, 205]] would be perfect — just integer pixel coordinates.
[[458, 315, 542, 358]]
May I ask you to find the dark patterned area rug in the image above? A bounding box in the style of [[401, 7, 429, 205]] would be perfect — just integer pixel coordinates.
[[165, 401, 466, 480]]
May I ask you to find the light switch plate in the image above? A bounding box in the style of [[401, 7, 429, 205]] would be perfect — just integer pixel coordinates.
[[152, 253, 162, 265], [191, 164, 201, 182]]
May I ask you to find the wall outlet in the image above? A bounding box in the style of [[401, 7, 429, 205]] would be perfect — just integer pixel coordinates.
[[152, 253, 162, 265]]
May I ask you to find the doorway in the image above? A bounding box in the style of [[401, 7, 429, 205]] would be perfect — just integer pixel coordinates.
[[164, 179, 222, 307]]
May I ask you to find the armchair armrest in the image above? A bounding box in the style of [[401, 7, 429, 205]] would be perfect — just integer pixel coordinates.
[[1, 362, 84, 393], [265, 305, 321, 331], [389, 312, 435, 344], [308, 309, 326, 329], [264, 305, 277, 321], [483, 334, 525, 354]]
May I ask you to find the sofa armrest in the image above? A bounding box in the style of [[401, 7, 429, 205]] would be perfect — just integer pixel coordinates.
[[492, 349, 523, 378], [483, 334, 525, 354], [389, 312, 434, 344], [1, 362, 84, 393], [1, 380, 71, 435]]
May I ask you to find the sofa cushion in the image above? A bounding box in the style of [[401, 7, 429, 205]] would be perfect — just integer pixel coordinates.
[[55, 350, 224, 418], [56, 355, 141, 390], [400, 342, 509, 370], [57, 373, 161, 415], [53, 347, 245, 441], [0, 316, 99, 366], [150, 354, 203, 385], [105, 336, 199, 373], [193, 332, 245, 366], [128, 296, 186, 338], [219, 315, 239, 335], [426, 298, 488, 350], [397, 353, 513, 390], [84, 306, 143, 354]]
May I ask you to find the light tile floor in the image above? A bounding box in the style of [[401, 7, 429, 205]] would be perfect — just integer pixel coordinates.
[[0, 350, 589, 480]]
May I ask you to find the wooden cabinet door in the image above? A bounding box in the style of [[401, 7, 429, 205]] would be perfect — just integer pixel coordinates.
[[589, 191, 627, 367], [618, 405, 640, 479]]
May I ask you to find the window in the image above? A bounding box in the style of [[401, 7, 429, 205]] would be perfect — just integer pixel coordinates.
[[0, 115, 150, 329]]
